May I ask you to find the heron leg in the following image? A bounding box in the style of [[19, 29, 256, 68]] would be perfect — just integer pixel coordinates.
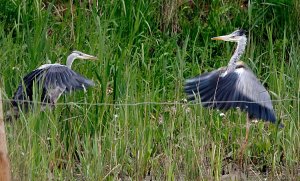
[[239, 114, 250, 166]]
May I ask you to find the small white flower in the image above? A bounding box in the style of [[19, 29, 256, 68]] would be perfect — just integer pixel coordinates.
[[219, 113, 225, 117], [185, 107, 191, 113], [158, 116, 164, 125]]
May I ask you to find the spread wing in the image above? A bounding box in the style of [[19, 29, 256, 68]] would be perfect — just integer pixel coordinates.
[[12, 64, 94, 105], [41, 64, 95, 92], [184, 66, 276, 123]]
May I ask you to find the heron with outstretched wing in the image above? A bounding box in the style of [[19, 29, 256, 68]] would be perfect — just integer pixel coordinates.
[[11, 51, 97, 113], [184, 29, 277, 161]]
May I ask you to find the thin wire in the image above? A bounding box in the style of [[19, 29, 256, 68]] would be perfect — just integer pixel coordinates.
[[0, 98, 298, 106]]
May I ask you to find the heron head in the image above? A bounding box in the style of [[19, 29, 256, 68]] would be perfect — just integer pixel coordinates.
[[211, 29, 246, 42], [71, 50, 97, 60]]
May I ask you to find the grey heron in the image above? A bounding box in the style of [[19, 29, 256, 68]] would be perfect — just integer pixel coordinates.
[[11, 50, 97, 112], [184, 29, 277, 160]]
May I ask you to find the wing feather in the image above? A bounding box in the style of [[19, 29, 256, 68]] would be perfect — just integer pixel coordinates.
[[13, 64, 95, 106], [184, 65, 276, 123]]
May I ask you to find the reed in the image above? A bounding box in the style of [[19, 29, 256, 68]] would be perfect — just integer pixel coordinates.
[[0, 0, 299, 180]]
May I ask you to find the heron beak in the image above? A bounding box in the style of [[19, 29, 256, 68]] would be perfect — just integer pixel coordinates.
[[211, 35, 230, 41], [81, 53, 97, 60]]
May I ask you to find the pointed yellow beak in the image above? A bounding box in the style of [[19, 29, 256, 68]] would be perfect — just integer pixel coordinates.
[[211, 35, 228, 41], [80, 53, 98, 60], [86, 55, 97, 60]]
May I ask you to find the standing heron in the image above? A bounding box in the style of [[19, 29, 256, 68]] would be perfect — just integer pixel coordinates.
[[11, 50, 97, 113], [184, 29, 276, 160]]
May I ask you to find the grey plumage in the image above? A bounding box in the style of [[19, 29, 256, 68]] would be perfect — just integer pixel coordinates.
[[184, 62, 276, 122], [184, 30, 276, 123], [11, 51, 97, 111]]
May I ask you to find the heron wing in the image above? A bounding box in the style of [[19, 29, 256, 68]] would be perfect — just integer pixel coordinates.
[[12, 68, 46, 103], [232, 67, 276, 122], [41, 65, 95, 92], [184, 66, 276, 122], [13, 64, 94, 105]]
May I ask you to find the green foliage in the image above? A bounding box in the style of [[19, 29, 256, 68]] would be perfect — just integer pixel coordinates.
[[0, 0, 299, 180]]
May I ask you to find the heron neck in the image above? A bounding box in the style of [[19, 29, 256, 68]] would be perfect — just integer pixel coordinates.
[[66, 55, 76, 69], [227, 37, 247, 70]]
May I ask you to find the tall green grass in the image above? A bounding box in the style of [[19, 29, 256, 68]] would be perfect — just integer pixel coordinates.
[[0, 0, 299, 180]]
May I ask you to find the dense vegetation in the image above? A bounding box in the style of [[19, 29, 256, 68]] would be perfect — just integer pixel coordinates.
[[0, 0, 299, 180]]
